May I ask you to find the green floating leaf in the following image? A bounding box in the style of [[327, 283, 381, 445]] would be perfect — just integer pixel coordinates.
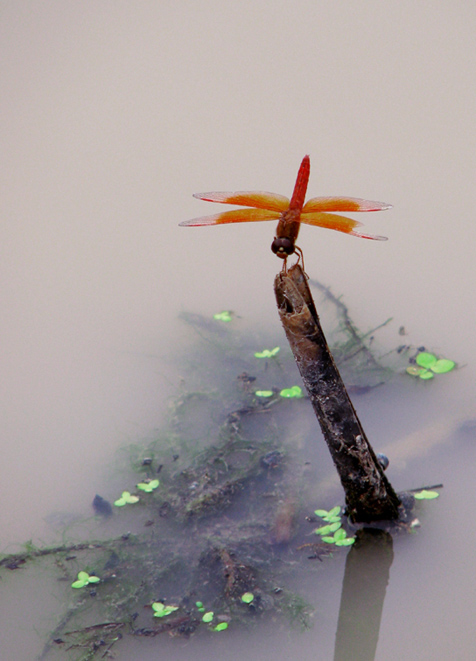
[[333, 528, 347, 542], [202, 611, 214, 623], [335, 537, 355, 546], [137, 479, 160, 493], [71, 571, 100, 589], [322, 536, 336, 544], [314, 525, 331, 535], [255, 390, 274, 398], [152, 602, 179, 618], [406, 366, 424, 377], [213, 311, 232, 322], [410, 353, 455, 378], [314, 505, 341, 522], [279, 385, 303, 399], [322, 529, 355, 546], [314, 509, 329, 518], [414, 490, 440, 500], [327, 506, 341, 518], [254, 347, 280, 359], [406, 365, 434, 379], [241, 592, 254, 604], [114, 491, 140, 506], [315, 521, 341, 536], [431, 359, 455, 374], [213, 622, 229, 631], [416, 352, 437, 369], [322, 531, 355, 546], [195, 601, 203, 608], [71, 579, 88, 589], [419, 370, 434, 380]]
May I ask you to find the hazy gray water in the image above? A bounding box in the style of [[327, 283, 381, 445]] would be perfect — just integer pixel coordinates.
[[1, 3, 476, 659]]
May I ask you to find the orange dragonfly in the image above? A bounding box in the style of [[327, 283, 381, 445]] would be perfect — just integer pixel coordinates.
[[180, 155, 391, 266]]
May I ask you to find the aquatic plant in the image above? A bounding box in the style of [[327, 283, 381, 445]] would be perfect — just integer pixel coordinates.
[[321, 528, 355, 547], [314, 506, 355, 546], [136, 479, 160, 493], [71, 571, 100, 589], [213, 622, 229, 631], [254, 390, 274, 398], [255, 386, 303, 398], [414, 489, 440, 500], [314, 506, 341, 522], [406, 352, 455, 380], [314, 522, 341, 536], [254, 347, 280, 358], [114, 491, 139, 506], [279, 386, 303, 398], [152, 602, 179, 617], [213, 311, 233, 322]]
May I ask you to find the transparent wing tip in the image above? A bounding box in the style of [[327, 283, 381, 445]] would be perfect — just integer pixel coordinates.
[[179, 217, 217, 227], [193, 192, 231, 202], [351, 230, 388, 241]]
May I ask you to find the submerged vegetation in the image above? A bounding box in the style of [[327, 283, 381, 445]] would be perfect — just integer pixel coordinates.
[[0, 283, 449, 659]]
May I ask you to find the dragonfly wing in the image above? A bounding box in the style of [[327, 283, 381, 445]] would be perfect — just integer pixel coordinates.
[[193, 191, 289, 212], [303, 197, 392, 213], [179, 208, 281, 227], [300, 212, 388, 240]]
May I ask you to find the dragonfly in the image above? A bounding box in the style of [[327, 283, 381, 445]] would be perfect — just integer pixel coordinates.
[[180, 155, 391, 268]]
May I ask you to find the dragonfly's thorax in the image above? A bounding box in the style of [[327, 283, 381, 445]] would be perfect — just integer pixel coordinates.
[[281, 207, 301, 225], [271, 208, 302, 257]]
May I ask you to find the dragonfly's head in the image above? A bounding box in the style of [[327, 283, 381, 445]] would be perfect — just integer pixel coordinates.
[[271, 237, 295, 258]]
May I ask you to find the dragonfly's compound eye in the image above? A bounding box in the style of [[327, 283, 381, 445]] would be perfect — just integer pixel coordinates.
[[271, 237, 294, 258]]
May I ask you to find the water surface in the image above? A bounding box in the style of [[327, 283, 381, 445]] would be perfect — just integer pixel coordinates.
[[1, 3, 475, 659]]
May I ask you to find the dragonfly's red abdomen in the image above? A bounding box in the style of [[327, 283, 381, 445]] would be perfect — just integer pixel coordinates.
[[289, 155, 310, 212]]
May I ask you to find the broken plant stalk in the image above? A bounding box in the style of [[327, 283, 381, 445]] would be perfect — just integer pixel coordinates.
[[274, 264, 401, 523]]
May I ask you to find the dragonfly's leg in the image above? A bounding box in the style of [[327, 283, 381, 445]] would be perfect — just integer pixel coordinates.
[[294, 245, 306, 276]]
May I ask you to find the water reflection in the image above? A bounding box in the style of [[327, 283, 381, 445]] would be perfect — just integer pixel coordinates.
[[334, 529, 394, 661]]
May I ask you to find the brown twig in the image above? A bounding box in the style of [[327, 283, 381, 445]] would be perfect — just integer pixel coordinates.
[[274, 264, 401, 523]]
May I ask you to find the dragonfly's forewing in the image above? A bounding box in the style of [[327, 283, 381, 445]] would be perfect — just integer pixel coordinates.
[[179, 208, 281, 227], [193, 191, 289, 212]]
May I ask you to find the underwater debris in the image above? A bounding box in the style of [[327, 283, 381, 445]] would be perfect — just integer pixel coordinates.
[[92, 494, 113, 518], [2, 289, 453, 658]]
